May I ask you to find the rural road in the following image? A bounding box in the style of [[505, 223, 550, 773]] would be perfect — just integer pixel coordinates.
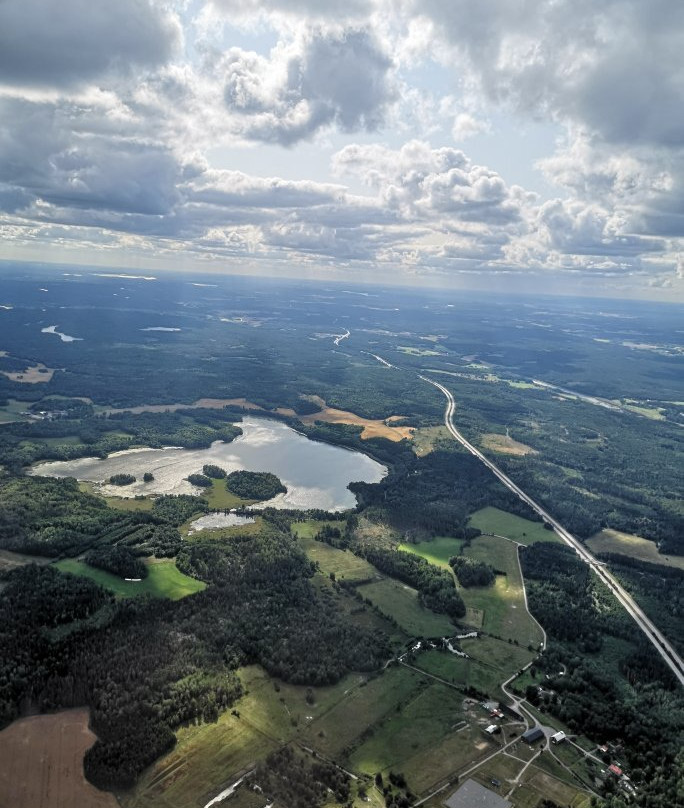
[[420, 373, 684, 688]]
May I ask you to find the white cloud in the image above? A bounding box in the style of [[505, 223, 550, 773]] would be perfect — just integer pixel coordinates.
[[221, 29, 396, 144], [0, 0, 682, 296]]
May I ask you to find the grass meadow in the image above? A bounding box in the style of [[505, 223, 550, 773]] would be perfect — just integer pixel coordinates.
[[55, 558, 205, 600]]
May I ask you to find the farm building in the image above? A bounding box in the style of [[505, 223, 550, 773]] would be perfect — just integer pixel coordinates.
[[609, 764, 623, 777], [551, 731, 566, 744], [444, 779, 512, 808], [521, 727, 544, 744], [484, 724, 501, 735]]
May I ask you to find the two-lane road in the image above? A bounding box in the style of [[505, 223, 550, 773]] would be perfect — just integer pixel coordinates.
[[420, 373, 684, 687]]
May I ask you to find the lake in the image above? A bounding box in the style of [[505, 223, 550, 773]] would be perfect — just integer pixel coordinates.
[[32, 416, 386, 511]]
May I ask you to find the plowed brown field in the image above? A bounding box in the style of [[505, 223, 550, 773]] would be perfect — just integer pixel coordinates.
[[0, 709, 118, 808]]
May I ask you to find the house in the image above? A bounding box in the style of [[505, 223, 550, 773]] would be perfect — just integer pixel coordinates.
[[444, 778, 512, 808], [609, 764, 623, 777], [551, 731, 566, 744], [484, 724, 501, 735], [521, 727, 544, 744]]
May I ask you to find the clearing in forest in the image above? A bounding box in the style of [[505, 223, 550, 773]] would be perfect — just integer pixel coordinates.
[[398, 536, 464, 569], [298, 536, 378, 582], [480, 432, 538, 456], [587, 528, 684, 570], [55, 558, 205, 600], [0, 708, 118, 808], [461, 535, 544, 647], [300, 400, 413, 442], [468, 507, 559, 545], [356, 577, 455, 637]]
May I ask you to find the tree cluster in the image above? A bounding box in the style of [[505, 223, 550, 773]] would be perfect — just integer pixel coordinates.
[[449, 555, 496, 588], [84, 546, 148, 579], [202, 464, 226, 478], [252, 746, 350, 808], [225, 470, 287, 500], [360, 547, 465, 621], [186, 473, 212, 487], [109, 473, 136, 486]]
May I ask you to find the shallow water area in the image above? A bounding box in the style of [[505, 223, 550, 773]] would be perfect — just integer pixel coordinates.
[[32, 416, 386, 511]]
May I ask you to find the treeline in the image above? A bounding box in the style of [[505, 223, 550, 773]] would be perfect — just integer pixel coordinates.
[[497, 426, 684, 551], [84, 546, 148, 579], [225, 470, 286, 500], [360, 547, 465, 620], [521, 543, 633, 652], [519, 542, 684, 808], [202, 464, 226, 478]]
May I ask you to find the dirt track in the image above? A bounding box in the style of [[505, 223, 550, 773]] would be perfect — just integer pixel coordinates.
[[0, 709, 118, 808]]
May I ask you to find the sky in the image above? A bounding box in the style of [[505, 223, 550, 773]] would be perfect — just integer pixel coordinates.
[[1, 0, 683, 300]]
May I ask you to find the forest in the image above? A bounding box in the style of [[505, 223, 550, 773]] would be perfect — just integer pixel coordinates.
[[0, 521, 389, 789]]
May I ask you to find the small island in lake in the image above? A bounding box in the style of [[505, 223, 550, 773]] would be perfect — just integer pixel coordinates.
[[109, 473, 136, 486], [187, 472, 212, 488], [225, 470, 287, 500]]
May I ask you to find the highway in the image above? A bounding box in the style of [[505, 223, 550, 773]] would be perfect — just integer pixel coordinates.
[[420, 373, 684, 687]]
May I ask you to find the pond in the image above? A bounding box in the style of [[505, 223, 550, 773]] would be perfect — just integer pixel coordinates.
[[32, 416, 386, 511]]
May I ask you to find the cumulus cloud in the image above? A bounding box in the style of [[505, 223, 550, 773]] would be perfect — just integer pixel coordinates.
[[414, 0, 684, 148], [222, 29, 396, 144], [333, 140, 530, 228], [0, 0, 681, 293], [0, 96, 188, 219], [0, 0, 181, 88]]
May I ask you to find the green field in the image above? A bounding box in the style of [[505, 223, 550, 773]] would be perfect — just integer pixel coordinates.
[[201, 478, 255, 509], [587, 528, 684, 570], [304, 665, 426, 758], [461, 535, 544, 647], [349, 680, 477, 793], [291, 519, 344, 539], [411, 425, 451, 456], [0, 398, 28, 423], [356, 578, 455, 637], [55, 558, 205, 600], [460, 635, 535, 672], [78, 482, 155, 511], [412, 648, 506, 696], [468, 507, 560, 545], [414, 634, 535, 698], [398, 537, 463, 569], [299, 537, 378, 582], [124, 665, 371, 808]]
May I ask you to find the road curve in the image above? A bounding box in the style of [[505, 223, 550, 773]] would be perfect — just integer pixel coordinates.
[[420, 374, 684, 687]]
